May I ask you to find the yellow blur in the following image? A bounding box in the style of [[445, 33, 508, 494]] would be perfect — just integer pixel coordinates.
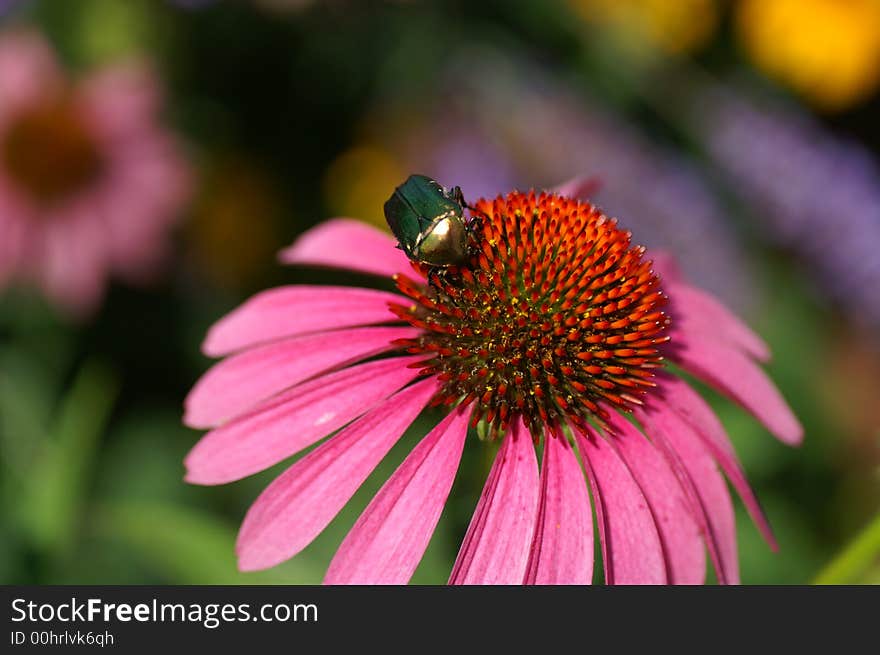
[[568, 0, 720, 55], [322, 145, 404, 231], [737, 0, 880, 111]]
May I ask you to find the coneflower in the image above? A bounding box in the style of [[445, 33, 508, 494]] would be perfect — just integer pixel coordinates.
[[0, 30, 191, 316], [184, 179, 802, 584]]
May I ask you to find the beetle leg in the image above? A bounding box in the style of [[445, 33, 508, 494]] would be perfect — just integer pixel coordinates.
[[451, 186, 466, 207]]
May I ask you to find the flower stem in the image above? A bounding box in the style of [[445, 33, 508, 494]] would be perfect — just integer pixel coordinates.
[[814, 512, 880, 584]]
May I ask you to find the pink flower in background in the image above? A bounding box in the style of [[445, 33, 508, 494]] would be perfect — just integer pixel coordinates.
[[0, 31, 191, 316], [184, 180, 802, 584]]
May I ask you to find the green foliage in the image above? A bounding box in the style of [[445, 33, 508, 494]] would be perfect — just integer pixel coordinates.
[[92, 500, 294, 585]]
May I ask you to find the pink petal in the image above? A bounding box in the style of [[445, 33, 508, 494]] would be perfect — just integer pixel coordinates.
[[278, 218, 414, 279], [81, 64, 162, 143], [524, 431, 594, 585], [39, 203, 109, 317], [449, 419, 540, 585], [553, 176, 603, 200], [0, 204, 26, 285], [575, 428, 666, 585], [648, 250, 682, 285], [657, 373, 776, 549], [98, 136, 191, 280], [671, 333, 803, 445], [185, 356, 423, 485], [649, 248, 769, 361], [202, 285, 404, 357], [638, 402, 739, 584], [324, 406, 471, 585], [0, 31, 62, 122], [668, 281, 770, 362], [183, 325, 419, 428], [235, 377, 436, 572], [604, 411, 705, 585]]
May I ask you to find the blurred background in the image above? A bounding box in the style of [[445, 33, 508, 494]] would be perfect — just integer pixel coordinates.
[[1, 0, 878, 585]]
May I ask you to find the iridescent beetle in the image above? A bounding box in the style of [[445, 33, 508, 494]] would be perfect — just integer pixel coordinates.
[[383, 174, 470, 267]]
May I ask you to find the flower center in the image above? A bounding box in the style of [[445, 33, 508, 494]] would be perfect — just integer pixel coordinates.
[[392, 190, 670, 437], [1, 97, 104, 208]]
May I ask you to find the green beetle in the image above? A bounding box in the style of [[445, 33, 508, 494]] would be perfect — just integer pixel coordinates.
[[383, 174, 470, 267]]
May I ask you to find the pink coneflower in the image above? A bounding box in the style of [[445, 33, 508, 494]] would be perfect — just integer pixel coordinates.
[[184, 178, 802, 584], [0, 31, 190, 316]]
